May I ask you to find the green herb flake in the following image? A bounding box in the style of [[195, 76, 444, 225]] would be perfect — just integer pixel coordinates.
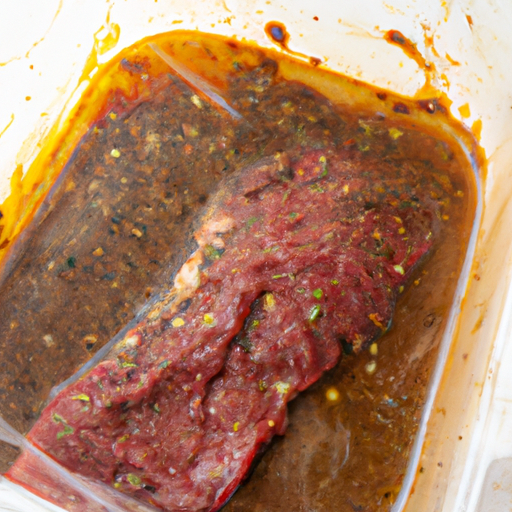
[[319, 155, 328, 178], [71, 394, 90, 402], [158, 360, 169, 369], [331, 279, 339, 285], [313, 288, 323, 300], [118, 434, 130, 443], [153, 404, 161, 413], [296, 287, 306, 294], [97, 380, 104, 390], [120, 361, 138, 368], [393, 264, 405, 275], [67, 256, 76, 268], [56, 425, 74, 440], [309, 183, 324, 193], [263, 246, 280, 254], [246, 216, 259, 227], [137, 378, 145, 389], [272, 274, 286, 279], [289, 212, 298, 220], [127, 474, 142, 486], [309, 305, 321, 322], [52, 413, 66, 424], [204, 244, 221, 260]]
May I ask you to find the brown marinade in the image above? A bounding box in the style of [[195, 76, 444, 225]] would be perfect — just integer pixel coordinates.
[[0, 31, 476, 511]]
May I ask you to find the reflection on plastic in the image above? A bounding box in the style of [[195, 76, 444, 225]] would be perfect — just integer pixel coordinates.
[[148, 43, 244, 121]]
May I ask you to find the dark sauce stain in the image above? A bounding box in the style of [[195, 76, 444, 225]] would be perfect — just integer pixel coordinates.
[[419, 99, 437, 114], [418, 98, 448, 115], [384, 29, 431, 72], [393, 102, 410, 115], [265, 21, 290, 48], [265, 21, 322, 67]]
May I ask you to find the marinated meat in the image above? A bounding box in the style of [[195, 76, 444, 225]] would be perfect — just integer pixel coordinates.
[[6, 147, 436, 512]]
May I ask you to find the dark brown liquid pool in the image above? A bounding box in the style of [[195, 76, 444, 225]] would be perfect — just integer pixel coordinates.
[[0, 31, 477, 511]]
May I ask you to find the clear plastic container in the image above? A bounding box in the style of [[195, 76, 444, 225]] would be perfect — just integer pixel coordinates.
[[1, 1, 512, 511]]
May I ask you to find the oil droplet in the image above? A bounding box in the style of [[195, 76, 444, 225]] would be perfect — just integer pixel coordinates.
[[366, 361, 377, 374], [326, 387, 340, 401]]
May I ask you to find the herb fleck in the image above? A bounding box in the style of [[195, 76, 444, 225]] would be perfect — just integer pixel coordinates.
[[313, 288, 323, 299], [71, 394, 90, 402], [56, 425, 74, 440], [204, 245, 222, 260], [393, 264, 405, 275], [127, 473, 142, 486], [309, 304, 321, 322]]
